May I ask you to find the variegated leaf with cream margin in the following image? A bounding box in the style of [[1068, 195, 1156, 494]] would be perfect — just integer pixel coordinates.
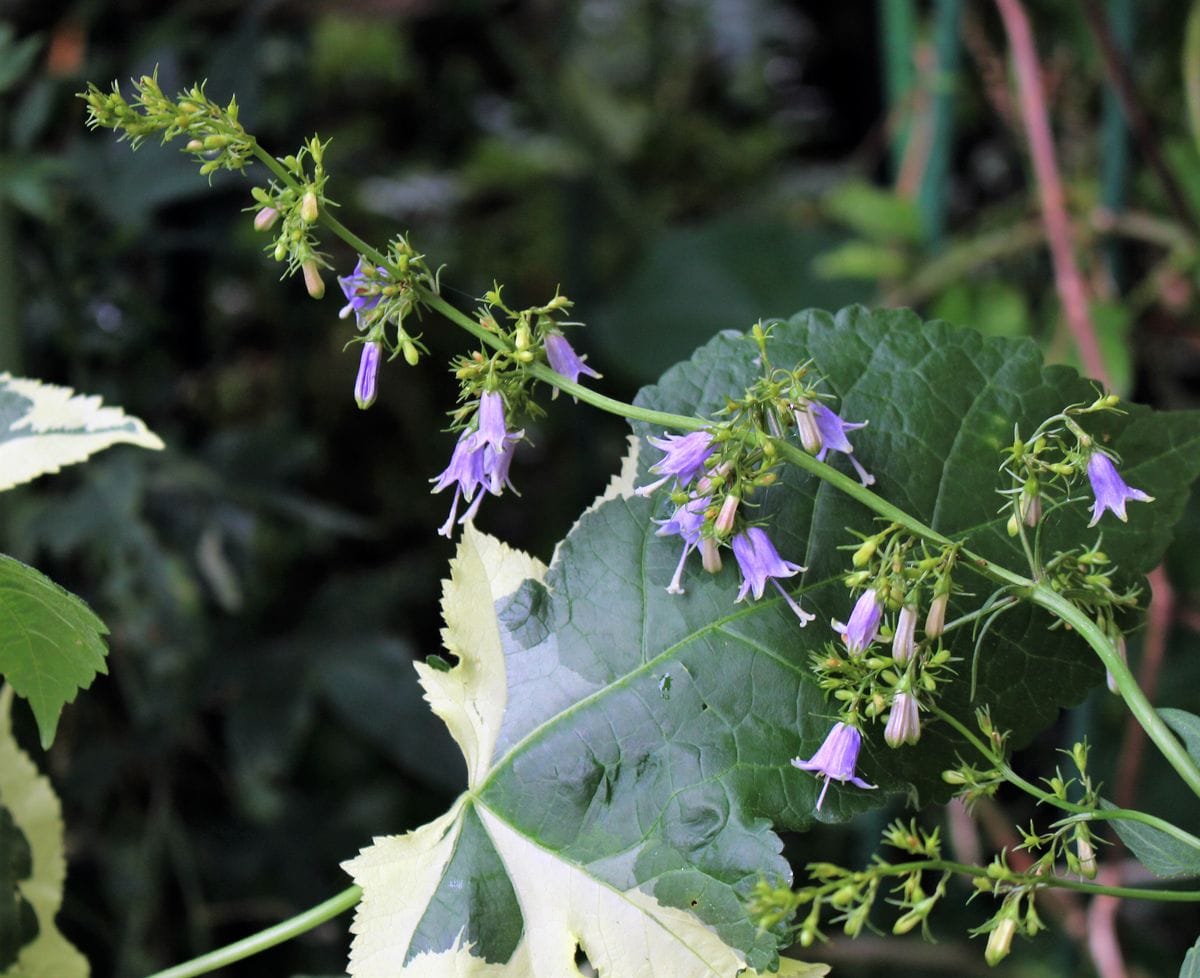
[[0, 685, 89, 978], [0, 373, 163, 491], [343, 448, 828, 977]]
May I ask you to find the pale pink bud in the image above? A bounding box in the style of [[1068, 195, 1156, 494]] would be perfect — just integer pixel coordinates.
[[892, 605, 917, 664], [700, 537, 722, 574], [302, 260, 325, 299], [254, 206, 280, 232], [1105, 630, 1128, 694], [714, 494, 739, 537], [985, 917, 1017, 966], [300, 190, 319, 223], [794, 402, 822, 454], [925, 592, 948, 639]]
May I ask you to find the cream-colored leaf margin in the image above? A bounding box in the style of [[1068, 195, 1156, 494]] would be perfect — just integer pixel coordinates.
[[344, 522, 827, 978], [0, 685, 88, 978], [0, 374, 164, 491]]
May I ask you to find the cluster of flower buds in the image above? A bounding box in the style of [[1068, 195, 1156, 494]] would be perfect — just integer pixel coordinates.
[[334, 238, 438, 408], [248, 136, 335, 299], [1000, 393, 1154, 543], [803, 529, 959, 789], [81, 72, 255, 172], [428, 287, 602, 536]]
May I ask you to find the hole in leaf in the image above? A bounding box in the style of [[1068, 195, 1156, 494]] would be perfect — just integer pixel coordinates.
[[574, 942, 597, 976], [700, 702, 709, 712], [690, 899, 698, 908]]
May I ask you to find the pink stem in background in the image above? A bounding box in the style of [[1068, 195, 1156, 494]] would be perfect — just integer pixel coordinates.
[[994, 0, 1111, 388]]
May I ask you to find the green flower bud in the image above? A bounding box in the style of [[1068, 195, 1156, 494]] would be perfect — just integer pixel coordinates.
[[300, 190, 319, 223], [985, 917, 1017, 966]]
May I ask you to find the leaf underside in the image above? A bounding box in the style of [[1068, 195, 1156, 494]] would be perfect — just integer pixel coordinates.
[[345, 307, 1200, 976], [0, 372, 163, 492]]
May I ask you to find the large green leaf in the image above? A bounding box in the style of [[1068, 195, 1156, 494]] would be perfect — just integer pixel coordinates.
[[0, 373, 163, 492], [1183, 934, 1200, 978], [0, 686, 88, 978], [0, 557, 108, 749], [345, 308, 1200, 975]]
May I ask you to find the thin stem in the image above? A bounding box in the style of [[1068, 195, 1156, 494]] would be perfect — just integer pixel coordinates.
[[142, 886, 361, 978], [993, 0, 1110, 387], [819, 857, 1200, 903]]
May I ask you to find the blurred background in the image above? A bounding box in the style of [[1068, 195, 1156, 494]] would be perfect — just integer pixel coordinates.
[[2, 0, 1200, 975]]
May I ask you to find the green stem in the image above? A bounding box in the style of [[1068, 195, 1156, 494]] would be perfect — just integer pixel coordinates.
[[143, 886, 360, 978], [871, 859, 1200, 902], [1030, 584, 1200, 799]]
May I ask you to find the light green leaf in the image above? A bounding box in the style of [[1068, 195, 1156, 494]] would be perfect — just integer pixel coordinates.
[[0, 557, 108, 749], [0, 373, 164, 492], [823, 182, 922, 243], [347, 308, 1200, 973], [1182, 935, 1200, 978], [0, 685, 89, 978], [345, 528, 824, 977]]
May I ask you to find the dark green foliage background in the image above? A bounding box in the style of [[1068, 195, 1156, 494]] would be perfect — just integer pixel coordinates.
[[2, 0, 1200, 976]]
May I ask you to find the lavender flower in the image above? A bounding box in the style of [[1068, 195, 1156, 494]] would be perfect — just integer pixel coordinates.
[[1086, 452, 1153, 527], [635, 431, 717, 497], [883, 691, 921, 747], [811, 402, 875, 487], [655, 496, 708, 594], [791, 721, 875, 810], [544, 332, 602, 386], [731, 527, 814, 625], [354, 341, 382, 410], [338, 258, 386, 324], [834, 589, 883, 655], [430, 391, 523, 537]]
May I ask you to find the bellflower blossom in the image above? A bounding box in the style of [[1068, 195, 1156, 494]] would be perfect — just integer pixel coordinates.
[[354, 341, 382, 410], [791, 721, 875, 810], [431, 391, 523, 537], [544, 332, 602, 386], [834, 589, 883, 655], [338, 258, 386, 325], [731, 527, 814, 625], [1086, 452, 1153, 526], [655, 496, 708, 594], [635, 431, 717, 497], [810, 402, 875, 487]]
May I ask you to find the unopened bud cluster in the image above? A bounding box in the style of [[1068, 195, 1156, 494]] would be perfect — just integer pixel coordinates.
[[249, 136, 334, 294], [81, 72, 255, 174]]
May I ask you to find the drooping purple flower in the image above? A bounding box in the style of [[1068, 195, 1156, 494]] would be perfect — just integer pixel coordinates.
[[635, 431, 717, 497], [338, 258, 387, 324], [1086, 452, 1153, 527], [834, 589, 883, 655], [430, 392, 524, 537], [791, 721, 876, 810], [655, 495, 708, 594], [811, 402, 875, 487], [544, 332, 602, 386], [731, 527, 814, 625], [354, 341, 382, 410], [884, 691, 921, 748]]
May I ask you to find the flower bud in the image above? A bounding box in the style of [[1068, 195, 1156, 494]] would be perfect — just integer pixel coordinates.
[[185, 138, 204, 152], [354, 342, 382, 409], [884, 690, 920, 747], [794, 403, 822, 455], [1105, 629, 1128, 694], [1075, 829, 1097, 879], [925, 592, 948, 639], [302, 260, 325, 299], [714, 494, 739, 537], [851, 538, 877, 568], [300, 190, 319, 223], [985, 917, 1017, 966], [254, 206, 280, 232], [700, 537, 722, 574], [892, 605, 917, 664], [402, 340, 420, 366]]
